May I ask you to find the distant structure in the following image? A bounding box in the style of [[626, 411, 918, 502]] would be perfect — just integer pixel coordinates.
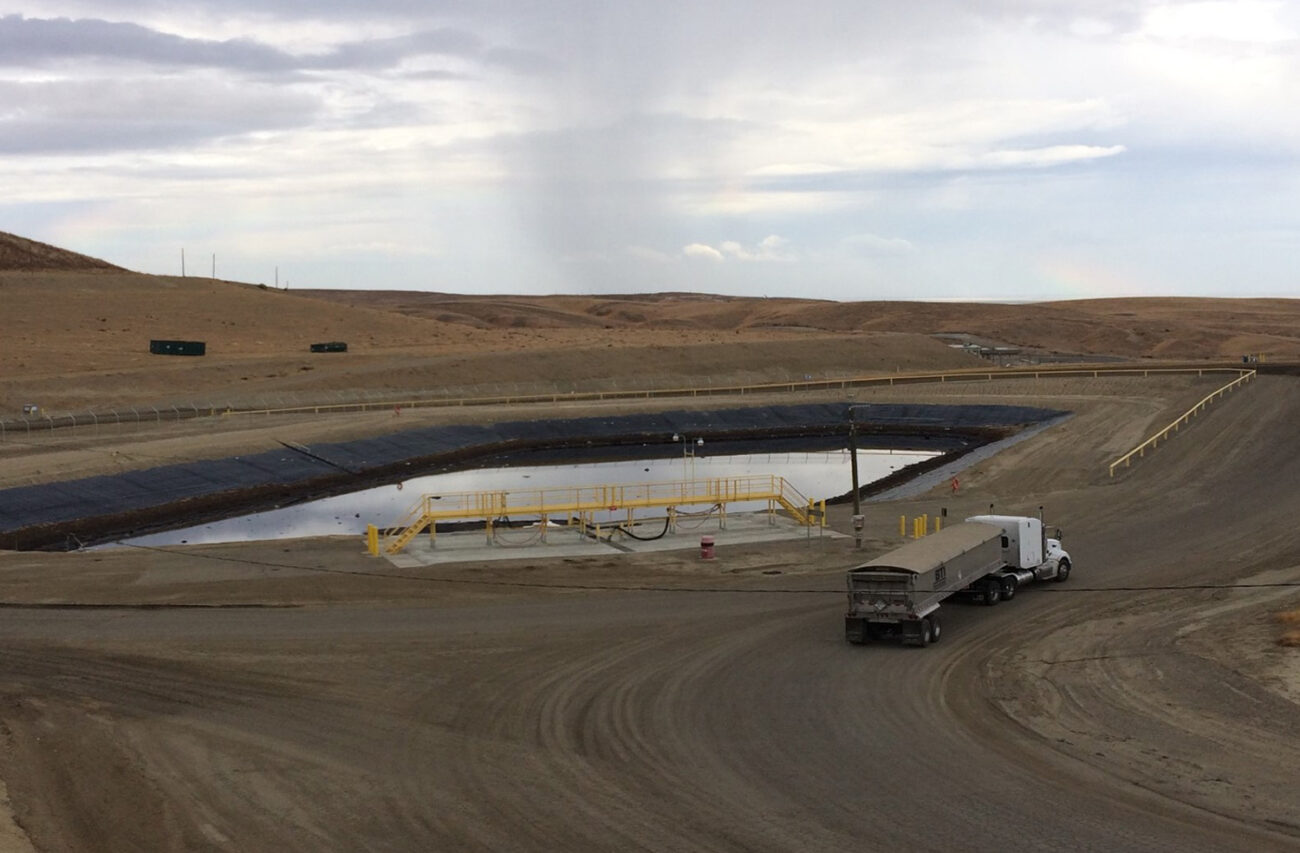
[[149, 340, 206, 356]]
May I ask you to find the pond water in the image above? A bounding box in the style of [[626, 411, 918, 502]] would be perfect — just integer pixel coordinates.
[[121, 448, 938, 547]]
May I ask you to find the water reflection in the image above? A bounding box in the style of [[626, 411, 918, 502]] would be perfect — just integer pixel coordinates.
[[122, 448, 936, 547]]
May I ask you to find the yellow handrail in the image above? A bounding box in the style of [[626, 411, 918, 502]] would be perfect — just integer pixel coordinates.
[[1107, 370, 1255, 477], [377, 475, 819, 555]]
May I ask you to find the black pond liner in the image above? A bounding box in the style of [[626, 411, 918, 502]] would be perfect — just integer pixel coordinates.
[[0, 401, 1064, 550]]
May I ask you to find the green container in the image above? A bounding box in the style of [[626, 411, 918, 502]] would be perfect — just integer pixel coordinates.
[[149, 340, 206, 356]]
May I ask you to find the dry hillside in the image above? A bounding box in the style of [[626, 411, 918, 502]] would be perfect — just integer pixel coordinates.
[[301, 290, 1300, 362], [0, 232, 123, 272], [2, 230, 1296, 415]]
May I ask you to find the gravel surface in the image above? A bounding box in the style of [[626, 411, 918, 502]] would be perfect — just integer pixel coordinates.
[[0, 374, 1296, 851]]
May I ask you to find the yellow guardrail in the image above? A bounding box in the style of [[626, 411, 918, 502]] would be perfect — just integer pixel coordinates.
[[1107, 370, 1255, 477], [374, 474, 823, 555], [226, 365, 1256, 419]]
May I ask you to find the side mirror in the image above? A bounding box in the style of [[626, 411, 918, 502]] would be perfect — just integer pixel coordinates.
[[1054, 528, 1063, 541]]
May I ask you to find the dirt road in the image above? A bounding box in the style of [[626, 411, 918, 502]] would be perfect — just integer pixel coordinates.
[[0, 375, 1296, 851]]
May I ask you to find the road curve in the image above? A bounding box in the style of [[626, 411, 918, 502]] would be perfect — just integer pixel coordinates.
[[0, 377, 1297, 851]]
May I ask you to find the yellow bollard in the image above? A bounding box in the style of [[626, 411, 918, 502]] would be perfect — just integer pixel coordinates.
[[366, 524, 379, 556], [900, 515, 906, 537], [934, 515, 942, 533]]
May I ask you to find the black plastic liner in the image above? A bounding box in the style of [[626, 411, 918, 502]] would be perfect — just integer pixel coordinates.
[[0, 401, 1064, 550]]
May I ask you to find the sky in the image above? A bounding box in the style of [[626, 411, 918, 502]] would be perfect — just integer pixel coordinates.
[[1, 1, 1297, 301]]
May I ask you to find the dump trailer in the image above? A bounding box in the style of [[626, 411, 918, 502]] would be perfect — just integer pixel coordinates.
[[845, 514, 1071, 647]]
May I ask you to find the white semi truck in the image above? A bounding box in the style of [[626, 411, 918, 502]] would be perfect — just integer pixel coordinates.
[[844, 514, 1071, 647]]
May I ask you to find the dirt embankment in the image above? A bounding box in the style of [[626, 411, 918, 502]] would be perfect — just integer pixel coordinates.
[[0, 231, 1298, 850]]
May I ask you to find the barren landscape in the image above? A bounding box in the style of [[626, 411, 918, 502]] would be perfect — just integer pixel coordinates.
[[0, 231, 1298, 851]]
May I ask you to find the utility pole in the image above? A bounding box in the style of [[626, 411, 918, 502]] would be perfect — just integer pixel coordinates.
[[181, 248, 186, 277], [847, 407, 865, 515], [847, 406, 865, 548]]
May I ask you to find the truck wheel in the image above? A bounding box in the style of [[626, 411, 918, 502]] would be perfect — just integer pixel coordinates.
[[984, 579, 1002, 606], [1000, 576, 1018, 601], [919, 618, 933, 646], [1055, 559, 1071, 583], [928, 614, 942, 643]]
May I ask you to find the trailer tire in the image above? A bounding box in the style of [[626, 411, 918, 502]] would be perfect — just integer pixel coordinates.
[[929, 614, 942, 643], [1055, 559, 1071, 583], [919, 618, 933, 647], [1000, 576, 1018, 601], [984, 578, 1002, 606]]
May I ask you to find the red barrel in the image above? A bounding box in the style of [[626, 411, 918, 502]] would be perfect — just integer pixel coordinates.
[[700, 536, 715, 559]]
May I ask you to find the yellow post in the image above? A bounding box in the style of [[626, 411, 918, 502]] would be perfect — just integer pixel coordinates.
[[934, 515, 942, 533], [820, 499, 827, 527], [900, 515, 906, 537], [921, 513, 928, 536], [366, 524, 379, 556]]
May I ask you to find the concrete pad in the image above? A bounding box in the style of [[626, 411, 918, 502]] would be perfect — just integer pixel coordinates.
[[386, 513, 845, 568]]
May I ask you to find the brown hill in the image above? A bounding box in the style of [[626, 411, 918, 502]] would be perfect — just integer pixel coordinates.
[[2, 232, 1296, 416], [0, 231, 123, 272], [0, 270, 972, 413], [300, 290, 1300, 362]]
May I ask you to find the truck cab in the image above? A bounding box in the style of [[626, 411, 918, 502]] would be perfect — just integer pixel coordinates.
[[965, 513, 1071, 585]]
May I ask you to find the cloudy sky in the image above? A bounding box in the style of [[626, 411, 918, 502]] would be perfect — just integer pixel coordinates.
[[2, 1, 1297, 300]]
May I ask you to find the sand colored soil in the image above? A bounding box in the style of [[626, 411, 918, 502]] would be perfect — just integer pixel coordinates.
[[5, 252, 1299, 417], [1, 233, 1299, 851]]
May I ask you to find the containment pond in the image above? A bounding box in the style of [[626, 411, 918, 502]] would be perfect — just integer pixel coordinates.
[[122, 448, 938, 547]]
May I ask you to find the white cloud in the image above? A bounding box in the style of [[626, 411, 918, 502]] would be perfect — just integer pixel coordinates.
[[1, 0, 1297, 299], [684, 235, 794, 263], [844, 233, 915, 256], [627, 244, 672, 263], [978, 144, 1127, 169], [1142, 1, 1297, 44], [682, 243, 723, 261]]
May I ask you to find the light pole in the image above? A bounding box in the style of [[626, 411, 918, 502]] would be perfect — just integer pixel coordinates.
[[672, 433, 704, 481]]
